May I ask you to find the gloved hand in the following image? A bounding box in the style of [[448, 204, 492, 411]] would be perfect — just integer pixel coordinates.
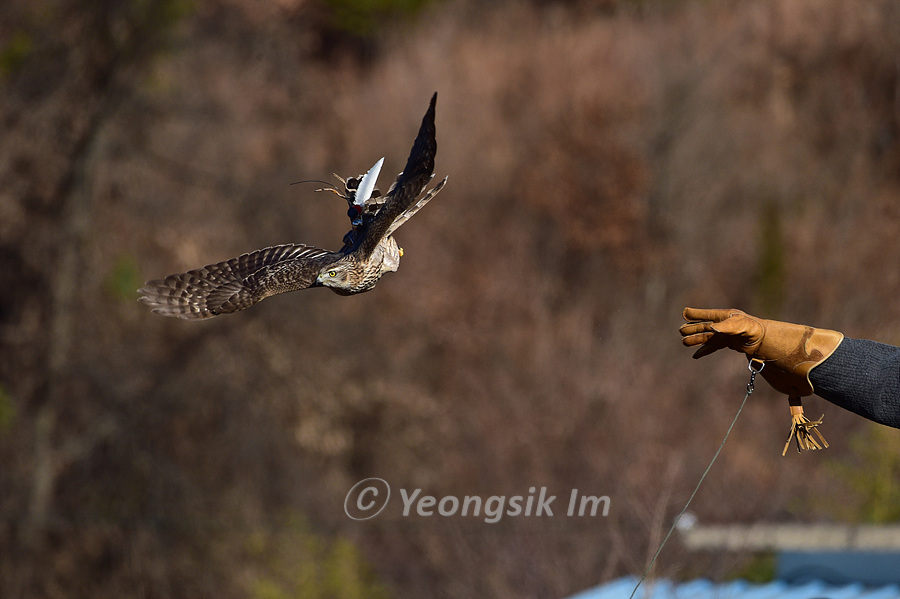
[[680, 308, 844, 398]]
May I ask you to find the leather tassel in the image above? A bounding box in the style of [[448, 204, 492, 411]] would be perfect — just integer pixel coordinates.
[[782, 395, 829, 456]]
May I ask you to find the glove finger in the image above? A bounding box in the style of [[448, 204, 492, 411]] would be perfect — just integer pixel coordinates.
[[682, 307, 737, 323], [679, 321, 715, 337], [681, 331, 713, 347]]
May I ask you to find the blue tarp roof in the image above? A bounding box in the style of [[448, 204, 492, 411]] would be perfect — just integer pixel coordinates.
[[568, 577, 900, 599]]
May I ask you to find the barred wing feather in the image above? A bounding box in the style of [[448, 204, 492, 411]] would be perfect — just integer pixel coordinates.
[[138, 244, 339, 319]]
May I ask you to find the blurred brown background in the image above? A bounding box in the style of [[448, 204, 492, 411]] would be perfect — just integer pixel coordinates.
[[3, 0, 900, 596]]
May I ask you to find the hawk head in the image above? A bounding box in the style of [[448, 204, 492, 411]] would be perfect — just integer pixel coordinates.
[[316, 258, 357, 293], [316, 235, 402, 295]]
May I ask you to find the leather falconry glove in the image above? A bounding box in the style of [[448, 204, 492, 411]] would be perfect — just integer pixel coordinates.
[[680, 307, 844, 454]]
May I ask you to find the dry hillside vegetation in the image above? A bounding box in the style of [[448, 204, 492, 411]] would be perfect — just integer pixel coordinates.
[[2, 0, 900, 596]]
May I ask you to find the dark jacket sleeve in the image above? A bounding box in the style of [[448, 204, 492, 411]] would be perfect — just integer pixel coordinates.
[[809, 337, 900, 429]]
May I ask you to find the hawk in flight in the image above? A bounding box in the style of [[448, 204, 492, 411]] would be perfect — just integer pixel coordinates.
[[139, 93, 447, 319]]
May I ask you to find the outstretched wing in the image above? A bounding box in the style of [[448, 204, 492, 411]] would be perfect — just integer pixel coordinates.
[[139, 244, 340, 319], [358, 92, 439, 258], [385, 175, 447, 237]]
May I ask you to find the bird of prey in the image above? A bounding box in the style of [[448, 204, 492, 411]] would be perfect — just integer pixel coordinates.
[[138, 93, 447, 319]]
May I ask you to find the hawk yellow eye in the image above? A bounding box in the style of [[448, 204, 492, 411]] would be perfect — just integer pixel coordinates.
[[328, 270, 337, 277]]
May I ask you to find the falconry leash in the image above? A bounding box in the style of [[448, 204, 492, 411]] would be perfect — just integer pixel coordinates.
[[628, 359, 762, 599], [629, 357, 832, 597]]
